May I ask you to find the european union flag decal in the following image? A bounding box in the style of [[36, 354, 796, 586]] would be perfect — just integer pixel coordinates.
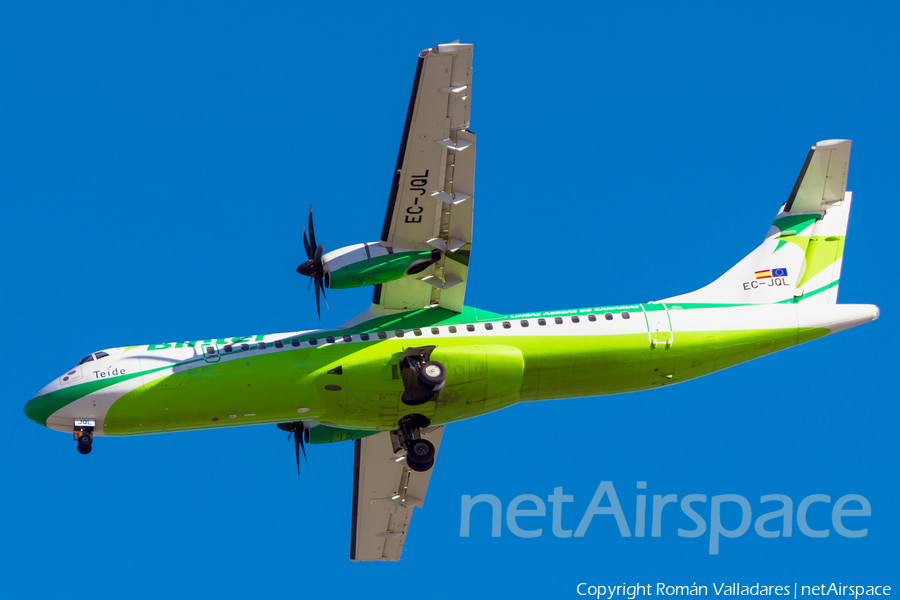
[[772, 267, 788, 277]]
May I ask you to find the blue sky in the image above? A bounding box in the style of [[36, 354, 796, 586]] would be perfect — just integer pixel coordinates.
[[3, 1, 898, 598]]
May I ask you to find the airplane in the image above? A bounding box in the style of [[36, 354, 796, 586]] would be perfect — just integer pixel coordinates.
[[24, 41, 879, 562]]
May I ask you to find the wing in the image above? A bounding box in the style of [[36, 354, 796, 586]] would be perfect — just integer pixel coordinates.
[[350, 426, 444, 562], [376, 42, 475, 314]]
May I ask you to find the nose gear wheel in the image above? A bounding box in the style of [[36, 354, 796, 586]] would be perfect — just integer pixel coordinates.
[[74, 427, 93, 455]]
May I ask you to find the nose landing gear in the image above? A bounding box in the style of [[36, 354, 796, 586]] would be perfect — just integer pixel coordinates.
[[74, 420, 95, 455]]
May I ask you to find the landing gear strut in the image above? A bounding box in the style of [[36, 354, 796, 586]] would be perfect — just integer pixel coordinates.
[[75, 427, 93, 455], [393, 414, 435, 472], [399, 346, 446, 406]]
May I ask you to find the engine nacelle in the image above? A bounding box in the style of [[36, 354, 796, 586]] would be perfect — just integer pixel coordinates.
[[322, 242, 441, 289]]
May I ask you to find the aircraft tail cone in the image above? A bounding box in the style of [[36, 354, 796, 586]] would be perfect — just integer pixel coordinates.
[[797, 304, 880, 335]]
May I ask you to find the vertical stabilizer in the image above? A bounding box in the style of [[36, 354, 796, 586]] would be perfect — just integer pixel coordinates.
[[661, 140, 852, 306]]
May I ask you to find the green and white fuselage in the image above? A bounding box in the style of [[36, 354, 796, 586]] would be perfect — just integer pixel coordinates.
[[23, 300, 878, 438]]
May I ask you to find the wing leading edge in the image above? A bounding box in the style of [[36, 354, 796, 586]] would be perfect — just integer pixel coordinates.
[[350, 426, 445, 562]]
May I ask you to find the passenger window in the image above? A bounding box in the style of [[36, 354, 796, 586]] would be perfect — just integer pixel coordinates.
[[414, 329, 423, 336], [538, 318, 546, 326], [291, 339, 300, 347], [274, 340, 284, 348], [448, 326, 457, 333], [466, 324, 475, 332], [395, 330, 404, 337], [622, 312, 631, 319], [502, 321, 511, 329], [377, 332, 387, 340], [604, 313, 613, 321], [571, 316, 580, 323], [588, 314, 597, 322], [431, 327, 440, 335], [554, 317, 563, 324], [95, 351, 109, 359], [520, 320, 529, 327], [484, 323, 493, 330], [78, 354, 94, 365], [326, 336, 335, 343], [206, 346, 216, 355], [343, 335, 352, 342], [360, 333, 370, 341], [257, 342, 267, 350], [241, 343, 250, 351], [224, 344, 233, 352], [309, 338, 317, 345]]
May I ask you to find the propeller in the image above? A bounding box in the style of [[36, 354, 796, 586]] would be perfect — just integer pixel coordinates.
[[276, 421, 308, 477], [296, 206, 328, 323]]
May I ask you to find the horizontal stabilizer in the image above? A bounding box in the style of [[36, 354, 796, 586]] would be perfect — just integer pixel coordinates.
[[785, 139, 851, 214]]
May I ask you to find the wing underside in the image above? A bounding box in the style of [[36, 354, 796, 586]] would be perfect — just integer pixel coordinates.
[[350, 426, 444, 562], [374, 42, 475, 315]]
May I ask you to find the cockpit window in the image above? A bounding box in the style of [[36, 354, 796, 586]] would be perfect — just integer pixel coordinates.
[[78, 354, 94, 365], [94, 351, 109, 360]]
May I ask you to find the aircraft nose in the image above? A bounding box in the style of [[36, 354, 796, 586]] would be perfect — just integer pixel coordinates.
[[24, 394, 48, 426], [24, 379, 61, 427]]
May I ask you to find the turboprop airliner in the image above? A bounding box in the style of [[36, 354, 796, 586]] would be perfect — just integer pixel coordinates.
[[24, 42, 878, 562]]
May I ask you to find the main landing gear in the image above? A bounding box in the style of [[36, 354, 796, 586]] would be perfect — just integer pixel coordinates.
[[393, 414, 436, 472], [399, 347, 447, 406]]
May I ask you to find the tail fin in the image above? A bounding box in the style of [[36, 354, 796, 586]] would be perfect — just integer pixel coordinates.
[[662, 139, 852, 306]]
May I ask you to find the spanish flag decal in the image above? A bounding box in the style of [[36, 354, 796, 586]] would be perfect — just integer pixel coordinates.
[[755, 268, 788, 280]]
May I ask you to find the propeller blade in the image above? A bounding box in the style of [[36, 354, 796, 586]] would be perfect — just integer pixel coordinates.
[[277, 422, 308, 478], [302, 226, 312, 260], [298, 424, 308, 467], [297, 208, 328, 323], [314, 277, 322, 324], [307, 206, 317, 252], [319, 278, 329, 309], [292, 428, 301, 476]]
